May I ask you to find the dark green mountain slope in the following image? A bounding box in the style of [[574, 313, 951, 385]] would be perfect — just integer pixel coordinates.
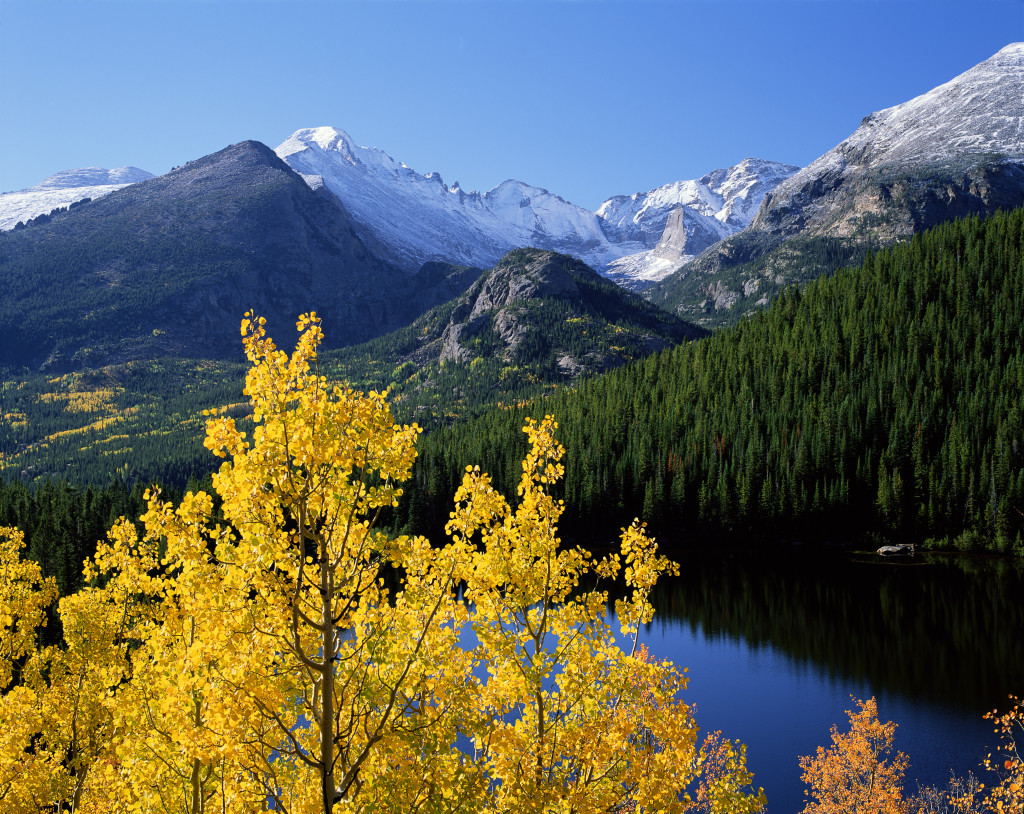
[[399, 208, 1024, 552], [0, 140, 460, 371], [0, 358, 248, 486]]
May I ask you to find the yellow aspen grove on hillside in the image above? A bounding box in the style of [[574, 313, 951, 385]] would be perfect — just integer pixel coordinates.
[[0, 313, 766, 814]]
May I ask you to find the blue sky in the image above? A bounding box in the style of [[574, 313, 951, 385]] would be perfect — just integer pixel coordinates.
[[1, 0, 1020, 210]]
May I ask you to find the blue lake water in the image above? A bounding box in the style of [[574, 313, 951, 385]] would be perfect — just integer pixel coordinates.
[[633, 547, 1024, 813]]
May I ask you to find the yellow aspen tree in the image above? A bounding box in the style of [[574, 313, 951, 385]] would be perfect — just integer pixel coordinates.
[[0, 527, 59, 808], [0, 519, 163, 812], [799, 696, 910, 814], [55, 518, 169, 813], [447, 417, 766, 813], [0, 527, 57, 690], [201, 312, 472, 814], [92, 489, 271, 814]]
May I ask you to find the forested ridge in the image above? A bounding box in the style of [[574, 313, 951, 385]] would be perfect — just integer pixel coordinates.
[[4, 208, 1023, 573], [0, 250, 698, 485], [398, 208, 1024, 552], [319, 249, 702, 426]]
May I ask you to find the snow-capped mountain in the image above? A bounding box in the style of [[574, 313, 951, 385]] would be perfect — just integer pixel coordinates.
[[650, 42, 1024, 327], [753, 41, 1024, 238], [598, 158, 798, 285], [276, 126, 796, 288], [0, 166, 153, 231], [277, 126, 613, 273], [0, 142, 437, 370]]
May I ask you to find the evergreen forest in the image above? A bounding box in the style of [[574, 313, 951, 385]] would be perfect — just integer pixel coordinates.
[[395, 208, 1024, 552]]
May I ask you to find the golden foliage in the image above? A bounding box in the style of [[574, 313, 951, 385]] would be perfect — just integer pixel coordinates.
[[980, 696, 1024, 814], [0, 313, 766, 814], [799, 697, 910, 814], [38, 387, 121, 414]]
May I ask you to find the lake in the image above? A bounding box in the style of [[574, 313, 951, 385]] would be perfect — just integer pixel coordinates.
[[637, 546, 1024, 813]]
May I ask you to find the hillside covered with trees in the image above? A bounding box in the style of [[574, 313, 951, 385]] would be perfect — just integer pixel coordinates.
[[4, 209, 1023, 559], [399, 208, 1024, 552], [0, 314, 767, 813]]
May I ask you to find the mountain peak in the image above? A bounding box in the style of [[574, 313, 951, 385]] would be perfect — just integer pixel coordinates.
[[274, 125, 797, 285], [0, 137, 414, 370], [277, 126, 406, 180], [650, 43, 1024, 330], [0, 165, 156, 231], [30, 166, 154, 192], [992, 41, 1024, 61], [278, 126, 356, 154], [746, 43, 1024, 245], [774, 43, 1023, 198]]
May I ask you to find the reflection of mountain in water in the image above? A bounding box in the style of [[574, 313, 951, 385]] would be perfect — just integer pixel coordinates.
[[648, 549, 1024, 710]]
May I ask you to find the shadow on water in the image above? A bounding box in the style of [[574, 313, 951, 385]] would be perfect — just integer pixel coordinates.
[[649, 546, 1024, 712]]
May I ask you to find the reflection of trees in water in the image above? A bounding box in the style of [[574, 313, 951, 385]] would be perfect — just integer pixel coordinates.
[[648, 549, 1024, 709]]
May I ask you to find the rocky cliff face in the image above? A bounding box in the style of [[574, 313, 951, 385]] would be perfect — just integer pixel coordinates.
[[438, 251, 584, 364], [390, 249, 703, 376], [650, 43, 1024, 328]]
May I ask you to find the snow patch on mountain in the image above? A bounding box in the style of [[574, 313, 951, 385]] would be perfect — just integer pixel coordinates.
[[0, 166, 154, 230], [30, 167, 153, 190], [277, 126, 798, 288]]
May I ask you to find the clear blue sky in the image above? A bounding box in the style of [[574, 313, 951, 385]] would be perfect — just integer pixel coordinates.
[[1, 0, 1021, 211]]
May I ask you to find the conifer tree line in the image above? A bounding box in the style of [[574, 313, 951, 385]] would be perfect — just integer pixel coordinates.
[[0, 478, 149, 602], [399, 208, 1024, 551], [4, 208, 1023, 561]]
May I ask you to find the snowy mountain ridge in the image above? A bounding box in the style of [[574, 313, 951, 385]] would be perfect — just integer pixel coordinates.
[[277, 126, 616, 274], [0, 132, 795, 290], [758, 42, 1024, 235], [276, 126, 797, 288], [598, 158, 799, 285], [0, 166, 153, 231], [650, 42, 1024, 329]]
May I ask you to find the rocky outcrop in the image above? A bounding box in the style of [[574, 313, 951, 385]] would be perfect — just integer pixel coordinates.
[[877, 545, 915, 557], [405, 248, 703, 374], [650, 206, 726, 266]]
